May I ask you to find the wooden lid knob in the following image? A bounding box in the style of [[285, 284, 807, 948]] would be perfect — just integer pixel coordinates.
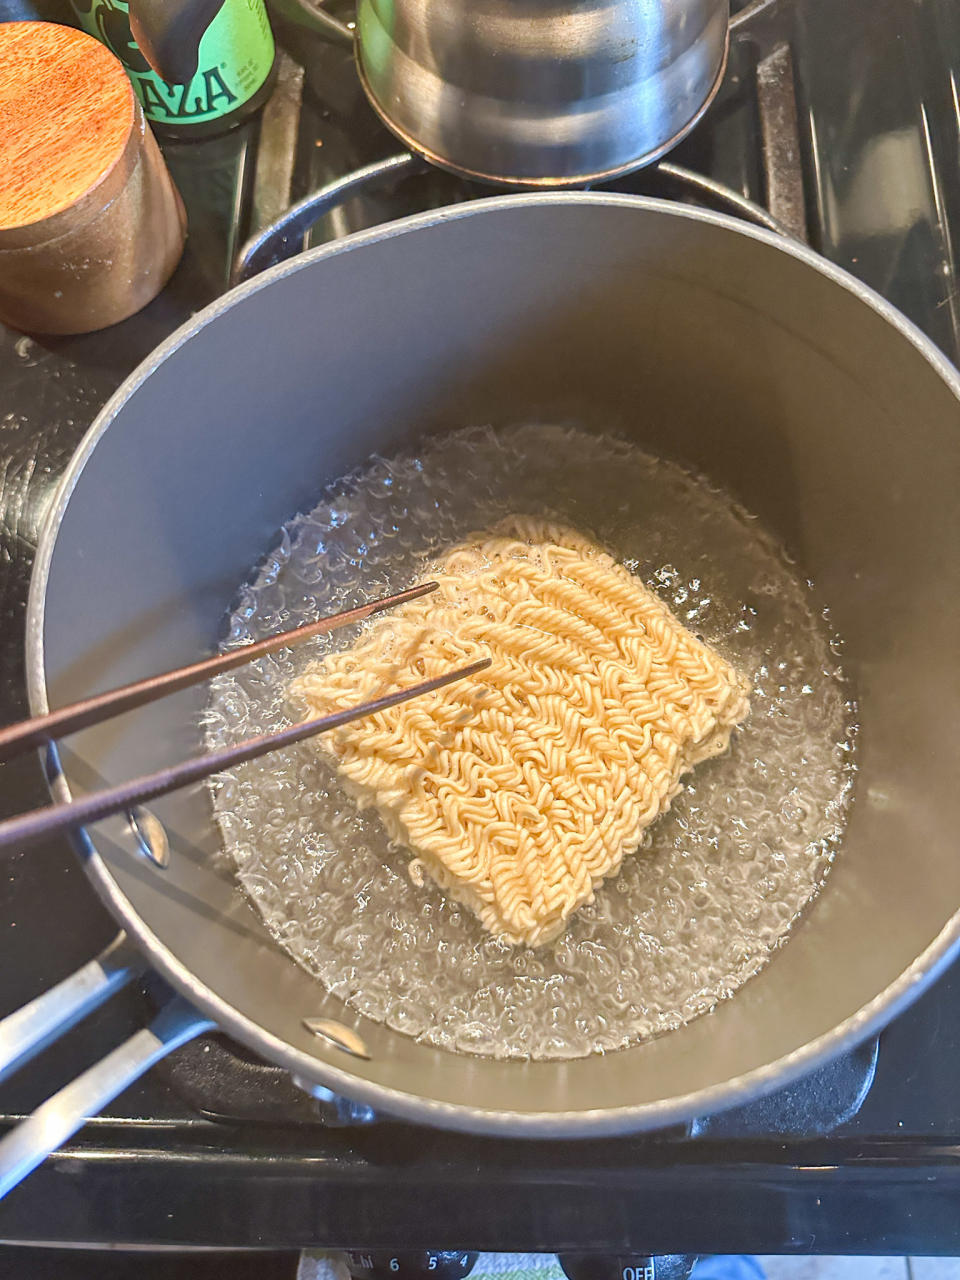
[[0, 21, 136, 233]]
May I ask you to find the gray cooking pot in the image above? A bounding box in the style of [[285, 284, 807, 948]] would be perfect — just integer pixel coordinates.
[[3, 191, 960, 1194]]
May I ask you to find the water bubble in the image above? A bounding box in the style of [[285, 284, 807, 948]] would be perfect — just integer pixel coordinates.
[[14, 335, 40, 365]]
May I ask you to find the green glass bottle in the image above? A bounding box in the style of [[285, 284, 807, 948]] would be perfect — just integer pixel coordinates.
[[71, 0, 276, 139]]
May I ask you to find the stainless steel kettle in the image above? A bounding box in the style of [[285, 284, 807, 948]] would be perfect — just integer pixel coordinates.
[[283, 0, 730, 187]]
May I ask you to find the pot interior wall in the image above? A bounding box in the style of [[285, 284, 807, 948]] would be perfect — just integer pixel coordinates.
[[36, 198, 960, 1127]]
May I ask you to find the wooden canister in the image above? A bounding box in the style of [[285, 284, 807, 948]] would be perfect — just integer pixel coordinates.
[[0, 21, 186, 334]]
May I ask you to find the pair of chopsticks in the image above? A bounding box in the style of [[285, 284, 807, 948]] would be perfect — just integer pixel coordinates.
[[0, 583, 490, 860]]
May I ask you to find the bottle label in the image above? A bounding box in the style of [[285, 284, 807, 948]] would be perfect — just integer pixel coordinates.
[[71, 0, 275, 126]]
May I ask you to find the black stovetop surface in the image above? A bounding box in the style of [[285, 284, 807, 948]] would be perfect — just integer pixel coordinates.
[[3, 0, 960, 1255]]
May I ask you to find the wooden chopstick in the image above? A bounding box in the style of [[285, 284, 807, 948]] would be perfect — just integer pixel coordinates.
[[0, 657, 491, 856], [0, 581, 439, 764]]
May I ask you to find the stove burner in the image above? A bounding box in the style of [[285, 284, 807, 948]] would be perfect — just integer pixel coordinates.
[[155, 1031, 878, 1137], [9, 0, 960, 1249]]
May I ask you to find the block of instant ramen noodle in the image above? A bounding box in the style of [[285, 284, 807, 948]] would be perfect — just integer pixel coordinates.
[[290, 517, 750, 947]]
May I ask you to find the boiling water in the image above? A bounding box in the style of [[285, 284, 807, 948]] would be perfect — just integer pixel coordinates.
[[206, 425, 856, 1061]]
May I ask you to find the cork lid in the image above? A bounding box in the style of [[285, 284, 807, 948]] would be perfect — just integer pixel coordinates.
[[0, 22, 137, 233]]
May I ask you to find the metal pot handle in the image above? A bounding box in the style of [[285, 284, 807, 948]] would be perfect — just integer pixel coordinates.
[[0, 933, 213, 1199], [0, 995, 214, 1198], [0, 933, 144, 1085], [279, 0, 354, 45]]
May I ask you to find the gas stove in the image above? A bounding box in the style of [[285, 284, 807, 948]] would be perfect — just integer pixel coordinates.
[[3, 0, 960, 1263]]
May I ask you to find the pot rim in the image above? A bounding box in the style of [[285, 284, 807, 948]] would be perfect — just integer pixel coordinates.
[[26, 191, 960, 1136]]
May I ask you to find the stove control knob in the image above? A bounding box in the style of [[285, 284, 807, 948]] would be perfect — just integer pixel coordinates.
[[347, 1252, 478, 1280], [559, 1255, 698, 1280]]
